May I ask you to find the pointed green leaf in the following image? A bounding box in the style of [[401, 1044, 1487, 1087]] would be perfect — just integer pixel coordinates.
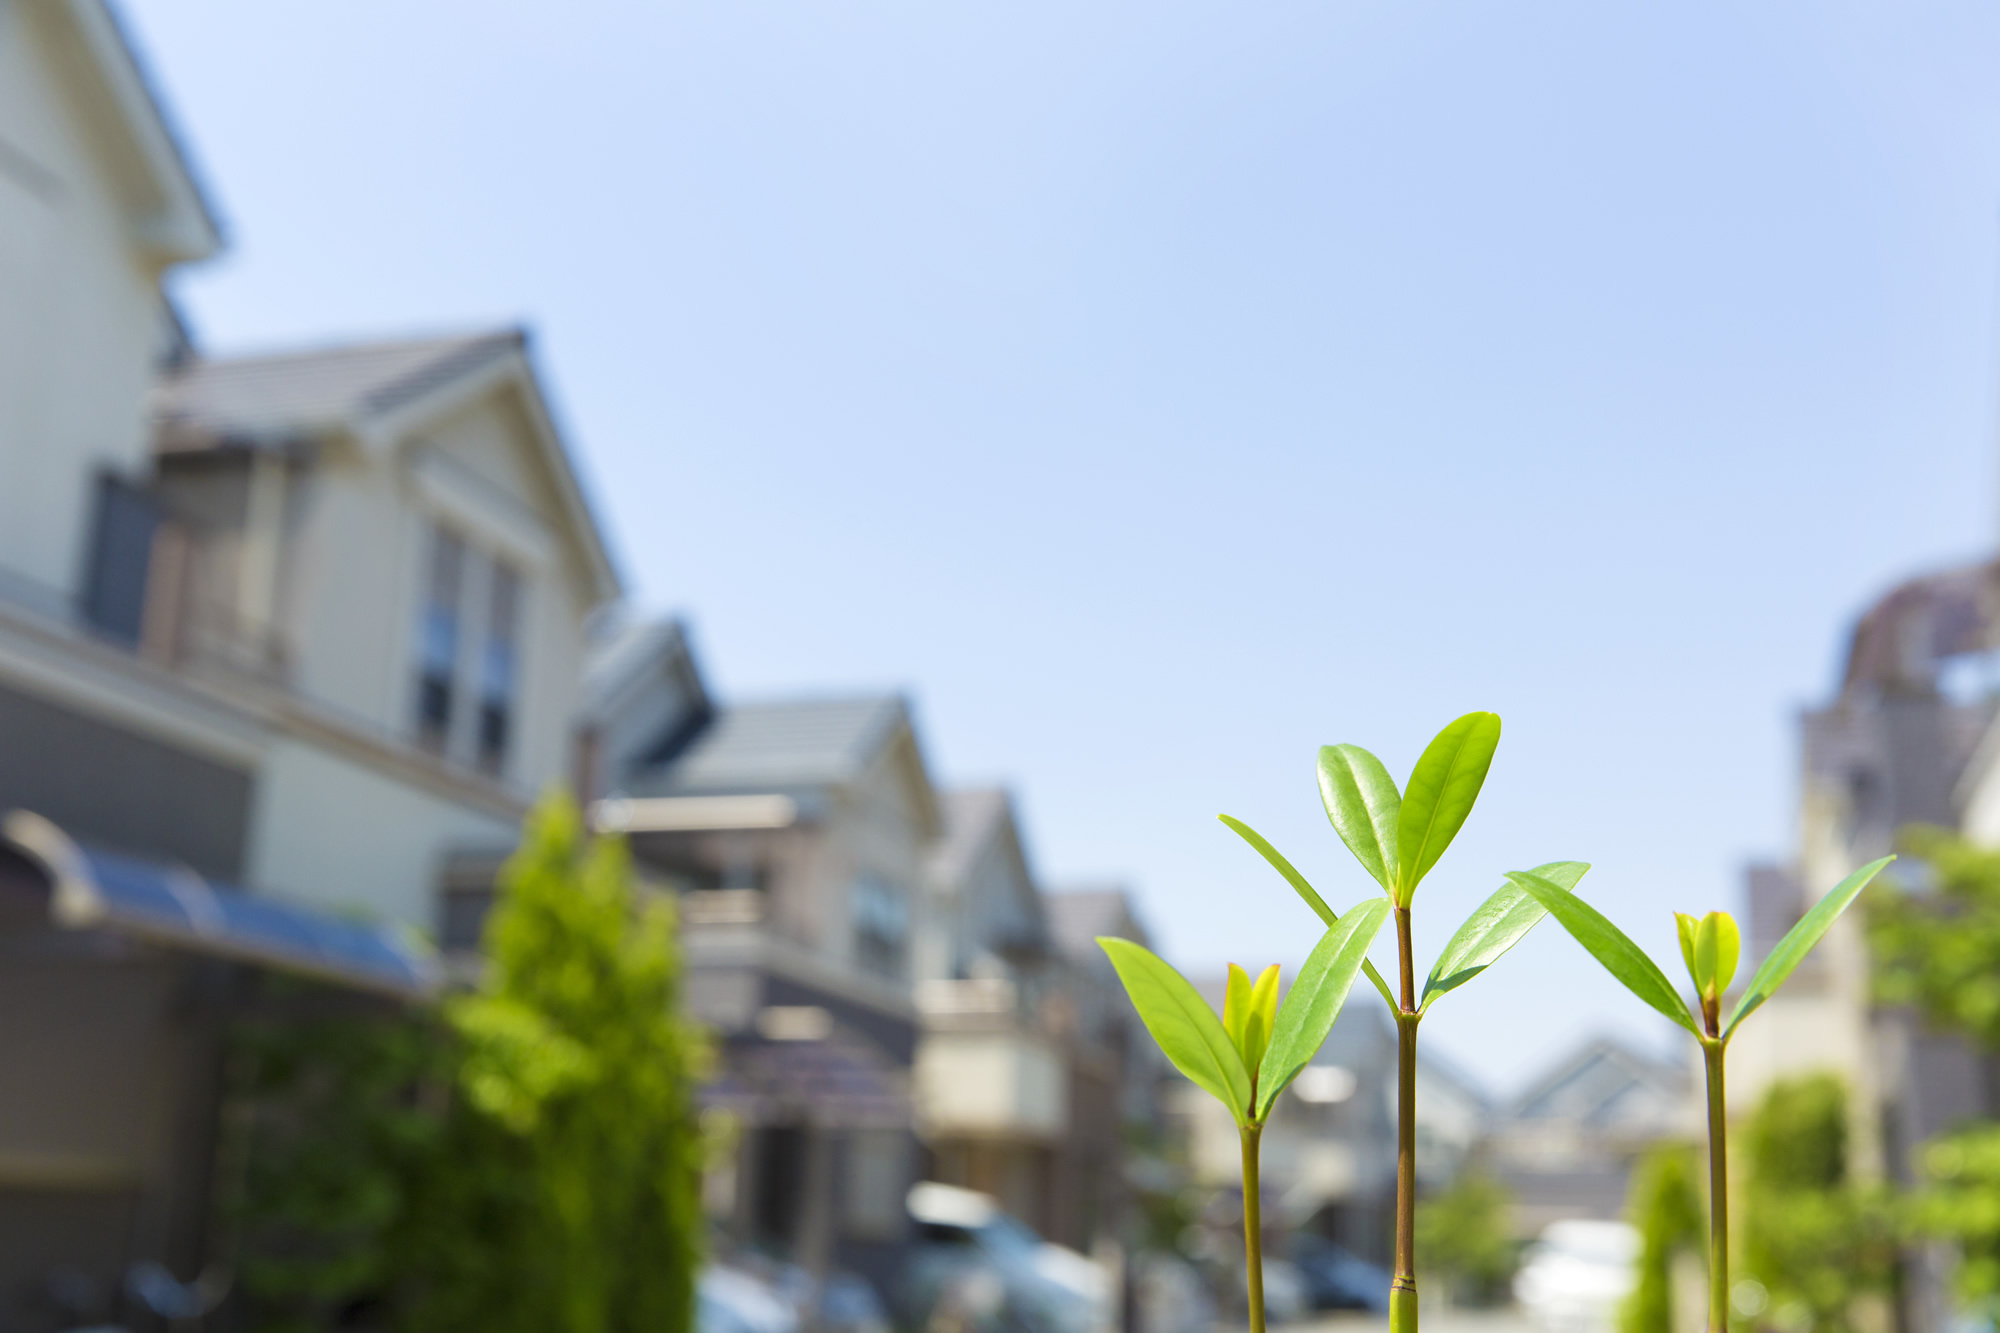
[[1256, 898, 1392, 1119], [1244, 964, 1280, 1070], [1724, 856, 1894, 1039], [1218, 814, 1399, 1011], [1224, 963, 1253, 1055], [1695, 912, 1740, 1000], [1099, 937, 1252, 1124], [1421, 860, 1591, 1010], [1506, 872, 1699, 1035], [1675, 913, 1700, 986], [1396, 713, 1502, 903], [1316, 746, 1402, 896]]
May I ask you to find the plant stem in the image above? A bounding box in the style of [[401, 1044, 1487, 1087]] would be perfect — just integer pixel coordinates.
[[1241, 1123, 1265, 1333], [1702, 1038, 1728, 1333], [1392, 906, 1419, 1333]]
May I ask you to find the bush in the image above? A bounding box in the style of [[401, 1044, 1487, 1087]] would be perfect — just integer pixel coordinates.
[[1416, 1172, 1516, 1306], [1737, 1075, 1894, 1333], [222, 792, 707, 1333], [1620, 1143, 1702, 1333]]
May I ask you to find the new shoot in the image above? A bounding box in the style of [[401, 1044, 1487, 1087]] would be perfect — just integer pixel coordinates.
[[1509, 857, 1896, 1333], [1099, 898, 1390, 1333], [1222, 711, 1589, 1333]]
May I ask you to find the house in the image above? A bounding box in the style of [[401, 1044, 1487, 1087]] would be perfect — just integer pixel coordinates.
[[0, 2, 619, 1314], [146, 327, 619, 927], [914, 789, 1069, 1235], [1740, 556, 2000, 1333], [585, 638, 941, 1293], [1483, 1036, 1695, 1237], [1044, 886, 1165, 1248], [911, 805, 1156, 1254]]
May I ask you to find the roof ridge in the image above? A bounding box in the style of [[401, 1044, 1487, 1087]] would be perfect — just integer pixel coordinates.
[[360, 332, 522, 419], [168, 326, 521, 376]]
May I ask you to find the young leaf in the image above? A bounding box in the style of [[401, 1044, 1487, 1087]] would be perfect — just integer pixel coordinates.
[[1506, 871, 1699, 1036], [1724, 856, 1894, 1038], [1224, 964, 1253, 1053], [1694, 912, 1740, 1000], [1396, 712, 1502, 903], [1245, 964, 1280, 1070], [1257, 898, 1392, 1119], [1217, 814, 1399, 1011], [1421, 860, 1591, 1010], [1316, 746, 1402, 895], [1100, 938, 1253, 1124], [1675, 912, 1700, 984]]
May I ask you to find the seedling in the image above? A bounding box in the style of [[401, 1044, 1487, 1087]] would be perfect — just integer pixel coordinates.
[[1099, 899, 1390, 1333], [1222, 711, 1589, 1333], [1509, 856, 1895, 1333]]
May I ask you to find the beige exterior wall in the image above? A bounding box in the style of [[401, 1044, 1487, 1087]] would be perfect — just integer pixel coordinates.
[[0, 0, 189, 599], [914, 1030, 1066, 1140], [245, 737, 517, 929], [275, 387, 593, 800]]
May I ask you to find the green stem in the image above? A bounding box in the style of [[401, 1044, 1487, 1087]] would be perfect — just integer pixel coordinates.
[[1392, 907, 1419, 1333], [1703, 1038, 1728, 1333], [1241, 1123, 1265, 1333]]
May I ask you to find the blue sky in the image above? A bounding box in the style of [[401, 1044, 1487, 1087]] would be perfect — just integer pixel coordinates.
[[126, 0, 2000, 1093]]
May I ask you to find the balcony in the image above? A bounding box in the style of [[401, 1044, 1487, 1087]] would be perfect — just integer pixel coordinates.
[[913, 978, 1068, 1142]]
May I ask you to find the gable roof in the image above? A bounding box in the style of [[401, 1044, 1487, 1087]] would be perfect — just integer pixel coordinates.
[[581, 616, 709, 727], [152, 330, 521, 448], [1505, 1035, 1689, 1130], [150, 328, 620, 602], [42, 0, 222, 265], [641, 695, 921, 797], [928, 788, 1014, 886], [1045, 886, 1150, 957]]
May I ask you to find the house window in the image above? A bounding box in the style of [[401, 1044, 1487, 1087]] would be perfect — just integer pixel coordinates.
[[851, 873, 909, 980], [414, 525, 465, 752], [478, 560, 522, 774]]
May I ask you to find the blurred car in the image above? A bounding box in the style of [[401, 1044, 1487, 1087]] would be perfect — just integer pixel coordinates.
[[1131, 1252, 1216, 1333], [699, 1265, 799, 1333], [903, 1182, 1113, 1333], [775, 1266, 890, 1333], [1237, 1258, 1306, 1324], [1288, 1233, 1391, 1313], [1512, 1220, 1639, 1333]]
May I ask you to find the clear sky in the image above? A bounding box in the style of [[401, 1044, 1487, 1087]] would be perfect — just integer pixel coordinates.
[[125, 0, 2000, 1094]]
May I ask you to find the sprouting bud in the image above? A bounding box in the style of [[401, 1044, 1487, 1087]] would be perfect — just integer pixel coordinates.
[[1675, 910, 1740, 1003], [1223, 962, 1282, 1071]]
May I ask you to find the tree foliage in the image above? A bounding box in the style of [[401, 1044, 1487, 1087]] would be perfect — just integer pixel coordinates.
[[1737, 1075, 1893, 1333], [1872, 826, 2000, 1311], [1871, 825, 2000, 1048], [1620, 1143, 1702, 1333], [1415, 1172, 1516, 1307], [222, 792, 706, 1333]]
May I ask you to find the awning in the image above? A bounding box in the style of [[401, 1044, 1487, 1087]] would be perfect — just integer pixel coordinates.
[[700, 1028, 909, 1129], [0, 810, 438, 999]]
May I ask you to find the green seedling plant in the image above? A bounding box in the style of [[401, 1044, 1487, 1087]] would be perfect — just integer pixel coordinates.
[[1508, 857, 1896, 1333], [1221, 711, 1589, 1333], [1099, 899, 1391, 1333]]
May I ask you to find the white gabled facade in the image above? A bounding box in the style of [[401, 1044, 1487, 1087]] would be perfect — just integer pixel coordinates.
[[0, 0, 216, 600]]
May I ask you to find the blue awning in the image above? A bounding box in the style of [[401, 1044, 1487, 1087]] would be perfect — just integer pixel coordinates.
[[2, 810, 438, 999]]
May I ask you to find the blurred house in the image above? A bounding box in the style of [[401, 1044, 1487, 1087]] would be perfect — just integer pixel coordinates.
[[590, 668, 934, 1290], [1044, 886, 1166, 1243], [1484, 1036, 1695, 1237], [1740, 557, 2000, 1333], [0, 1, 617, 1313], [1171, 983, 1486, 1265], [913, 790, 1069, 1233], [584, 619, 1166, 1286], [912, 801, 1154, 1251]]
